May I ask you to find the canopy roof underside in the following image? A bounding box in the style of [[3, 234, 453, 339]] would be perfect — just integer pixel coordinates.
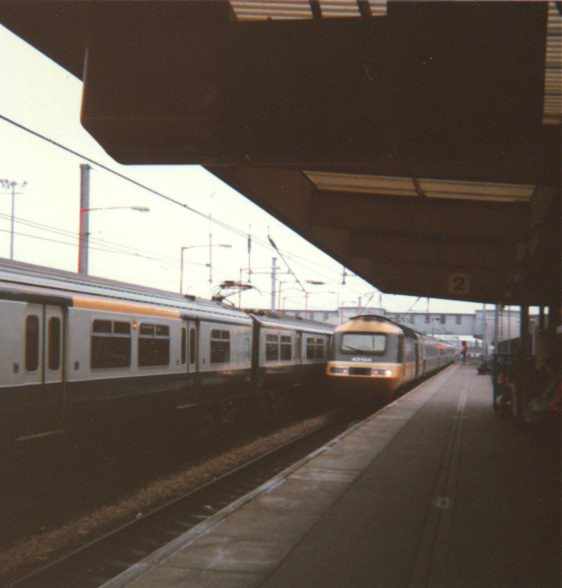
[[0, 1, 559, 305]]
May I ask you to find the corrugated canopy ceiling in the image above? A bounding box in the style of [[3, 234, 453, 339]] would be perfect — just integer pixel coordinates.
[[229, 0, 387, 20]]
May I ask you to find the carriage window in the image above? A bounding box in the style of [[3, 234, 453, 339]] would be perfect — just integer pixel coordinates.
[[211, 329, 230, 363], [92, 338, 131, 368], [48, 317, 61, 370], [25, 315, 39, 371], [211, 329, 230, 339], [114, 321, 131, 334], [340, 333, 386, 355], [280, 335, 292, 361], [404, 338, 415, 362], [190, 328, 196, 364], [181, 327, 187, 364], [425, 344, 436, 358], [306, 337, 315, 360], [315, 338, 325, 359], [456, 315, 462, 325], [139, 322, 170, 367], [140, 323, 154, 336], [266, 334, 279, 361], [93, 319, 112, 333], [91, 318, 131, 369]]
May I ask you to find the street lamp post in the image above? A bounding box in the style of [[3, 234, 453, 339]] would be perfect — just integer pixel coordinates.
[[0, 179, 27, 260], [78, 205, 150, 275], [179, 243, 231, 295]]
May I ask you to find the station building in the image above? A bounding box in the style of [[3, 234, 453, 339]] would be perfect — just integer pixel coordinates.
[[279, 306, 522, 342]]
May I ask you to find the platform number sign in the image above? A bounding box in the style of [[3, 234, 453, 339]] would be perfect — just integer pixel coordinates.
[[448, 273, 470, 296]]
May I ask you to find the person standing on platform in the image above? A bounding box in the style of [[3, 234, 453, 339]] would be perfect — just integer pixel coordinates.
[[461, 341, 468, 363]]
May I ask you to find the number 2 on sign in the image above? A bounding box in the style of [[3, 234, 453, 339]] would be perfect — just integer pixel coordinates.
[[448, 273, 470, 295]]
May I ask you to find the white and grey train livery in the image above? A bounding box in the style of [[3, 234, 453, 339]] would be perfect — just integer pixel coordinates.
[[0, 260, 332, 445]]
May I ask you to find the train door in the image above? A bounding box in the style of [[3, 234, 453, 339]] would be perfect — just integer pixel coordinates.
[[175, 319, 198, 412], [291, 331, 301, 387], [398, 336, 405, 379], [43, 305, 65, 432], [295, 333, 302, 363], [15, 303, 42, 437], [18, 303, 65, 438], [188, 321, 198, 373], [415, 339, 422, 377], [404, 337, 412, 381]]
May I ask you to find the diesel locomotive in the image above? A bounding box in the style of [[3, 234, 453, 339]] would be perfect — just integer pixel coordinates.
[[326, 315, 455, 402]]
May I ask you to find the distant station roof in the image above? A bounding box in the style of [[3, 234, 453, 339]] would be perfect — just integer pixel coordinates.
[[0, 1, 558, 305]]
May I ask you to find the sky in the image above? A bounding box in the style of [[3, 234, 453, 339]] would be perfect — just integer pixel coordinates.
[[0, 24, 484, 315]]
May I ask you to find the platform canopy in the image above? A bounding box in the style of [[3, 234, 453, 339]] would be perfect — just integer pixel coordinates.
[[0, 1, 559, 305]]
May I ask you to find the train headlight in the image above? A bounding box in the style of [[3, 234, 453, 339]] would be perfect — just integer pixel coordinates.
[[330, 367, 348, 375], [383, 369, 392, 377], [372, 369, 393, 377]]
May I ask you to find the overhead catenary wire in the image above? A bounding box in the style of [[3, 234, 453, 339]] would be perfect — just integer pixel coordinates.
[[0, 218, 331, 303], [1, 116, 364, 294], [0, 228, 158, 261], [0, 112, 286, 251], [0, 212, 167, 260], [0, 112, 372, 297], [0, 213, 179, 263], [267, 235, 307, 293], [407, 296, 422, 312], [0, 215, 346, 303], [0, 228, 211, 269], [0, 212, 206, 267], [354, 291, 377, 315]]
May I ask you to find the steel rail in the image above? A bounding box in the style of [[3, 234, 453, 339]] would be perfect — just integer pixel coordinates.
[[8, 407, 361, 588]]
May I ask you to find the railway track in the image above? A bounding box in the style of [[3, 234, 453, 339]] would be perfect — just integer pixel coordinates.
[[7, 406, 368, 588], [0, 391, 334, 551]]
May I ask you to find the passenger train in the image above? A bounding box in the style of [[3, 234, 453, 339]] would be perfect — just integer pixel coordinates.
[[0, 260, 332, 446], [326, 315, 456, 402]]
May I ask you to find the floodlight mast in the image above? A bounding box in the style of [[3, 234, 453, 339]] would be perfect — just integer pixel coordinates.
[[0, 178, 27, 260]]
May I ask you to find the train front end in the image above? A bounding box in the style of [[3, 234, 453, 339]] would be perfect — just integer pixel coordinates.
[[326, 316, 405, 403]]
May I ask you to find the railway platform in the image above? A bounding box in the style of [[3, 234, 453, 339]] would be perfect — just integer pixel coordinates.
[[101, 365, 559, 588]]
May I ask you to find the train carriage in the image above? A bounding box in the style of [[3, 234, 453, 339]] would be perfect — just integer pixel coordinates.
[[250, 313, 332, 395], [0, 259, 333, 446]]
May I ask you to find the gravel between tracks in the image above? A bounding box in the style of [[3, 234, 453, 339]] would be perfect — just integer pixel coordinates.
[[0, 412, 334, 583]]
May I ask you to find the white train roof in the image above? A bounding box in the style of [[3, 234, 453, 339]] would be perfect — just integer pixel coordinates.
[[249, 311, 334, 335], [0, 259, 251, 324]]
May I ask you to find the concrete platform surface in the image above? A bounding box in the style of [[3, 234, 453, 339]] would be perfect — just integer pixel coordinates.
[[101, 366, 559, 588]]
